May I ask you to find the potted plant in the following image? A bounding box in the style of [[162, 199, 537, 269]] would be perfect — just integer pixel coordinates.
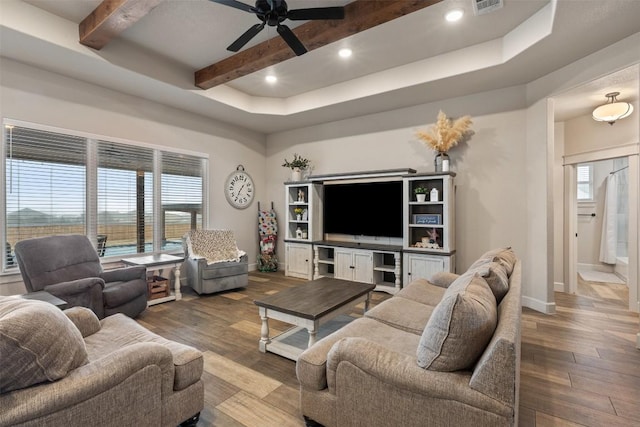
[[294, 207, 304, 220], [416, 110, 473, 172], [414, 186, 428, 202], [282, 153, 311, 181]]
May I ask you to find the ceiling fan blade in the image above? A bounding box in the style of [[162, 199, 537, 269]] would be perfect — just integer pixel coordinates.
[[287, 7, 345, 21], [227, 23, 265, 52], [208, 0, 255, 13], [277, 24, 307, 56]]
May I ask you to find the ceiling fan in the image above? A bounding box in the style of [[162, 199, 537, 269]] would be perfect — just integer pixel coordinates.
[[209, 0, 345, 56]]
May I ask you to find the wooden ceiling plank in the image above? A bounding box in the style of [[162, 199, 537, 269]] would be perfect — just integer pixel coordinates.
[[195, 0, 442, 90], [79, 0, 163, 50]]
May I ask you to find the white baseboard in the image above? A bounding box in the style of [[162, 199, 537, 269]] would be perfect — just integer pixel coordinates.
[[522, 296, 556, 314], [554, 281, 567, 292]]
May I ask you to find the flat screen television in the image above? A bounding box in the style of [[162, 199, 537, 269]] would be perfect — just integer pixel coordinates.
[[323, 180, 403, 238]]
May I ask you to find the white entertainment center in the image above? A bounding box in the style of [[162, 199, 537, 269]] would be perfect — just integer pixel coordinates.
[[284, 169, 455, 293]]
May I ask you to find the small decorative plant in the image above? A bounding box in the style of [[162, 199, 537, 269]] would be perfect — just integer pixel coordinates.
[[294, 207, 304, 215], [414, 186, 427, 194], [282, 153, 311, 170], [416, 110, 473, 154]]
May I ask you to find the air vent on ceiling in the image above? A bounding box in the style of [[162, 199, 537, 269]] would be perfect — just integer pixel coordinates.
[[473, 0, 504, 16]]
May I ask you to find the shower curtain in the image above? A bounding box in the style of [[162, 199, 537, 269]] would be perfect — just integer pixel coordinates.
[[599, 173, 618, 264]]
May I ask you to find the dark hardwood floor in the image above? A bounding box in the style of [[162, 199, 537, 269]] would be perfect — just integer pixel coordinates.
[[138, 271, 640, 427]]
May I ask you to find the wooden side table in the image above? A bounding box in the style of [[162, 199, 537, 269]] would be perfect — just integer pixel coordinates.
[[20, 291, 68, 309], [121, 254, 184, 306]]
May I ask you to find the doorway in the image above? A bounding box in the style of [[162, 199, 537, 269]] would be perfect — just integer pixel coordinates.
[[564, 147, 639, 314]]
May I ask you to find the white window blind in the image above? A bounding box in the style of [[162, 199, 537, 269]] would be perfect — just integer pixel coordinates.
[[160, 151, 205, 252], [97, 140, 154, 257], [4, 126, 86, 269], [577, 163, 593, 201], [2, 122, 208, 271]]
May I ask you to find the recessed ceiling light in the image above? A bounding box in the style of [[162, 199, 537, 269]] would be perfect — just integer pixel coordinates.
[[338, 48, 352, 58], [445, 9, 464, 22], [265, 75, 277, 84]]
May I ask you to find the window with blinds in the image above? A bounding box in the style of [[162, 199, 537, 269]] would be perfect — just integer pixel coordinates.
[[161, 151, 204, 252], [577, 163, 594, 201], [2, 122, 208, 271]]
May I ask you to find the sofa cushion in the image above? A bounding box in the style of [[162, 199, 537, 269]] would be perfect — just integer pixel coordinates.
[[297, 317, 421, 391], [395, 279, 446, 306], [0, 297, 88, 393], [365, 298, 436, 335], [417, 274, 497, 371], [428, 271, 460, 288], [84, 313, 203, 391]]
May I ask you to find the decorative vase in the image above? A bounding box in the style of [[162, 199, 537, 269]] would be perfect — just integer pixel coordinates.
[[291, 168, 302, 181], [416, 194, 426, 202], [434, 152, 450, 172], [296, 214, 302, 221]]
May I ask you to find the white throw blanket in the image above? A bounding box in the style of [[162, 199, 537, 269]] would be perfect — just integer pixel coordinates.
[[185, 230, 246, 265]]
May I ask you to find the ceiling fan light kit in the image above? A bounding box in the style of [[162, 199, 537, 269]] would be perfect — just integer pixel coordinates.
[[210, 0, 345, 56], [592, 92, 634, 125]]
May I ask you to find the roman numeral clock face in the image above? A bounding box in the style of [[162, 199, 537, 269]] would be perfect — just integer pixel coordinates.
[[225, 166, 254, 209]]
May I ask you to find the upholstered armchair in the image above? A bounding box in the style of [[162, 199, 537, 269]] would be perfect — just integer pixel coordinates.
[[14, 234, 148, 318], [0, 297, 204, 426], [182, 230, 248, 294]]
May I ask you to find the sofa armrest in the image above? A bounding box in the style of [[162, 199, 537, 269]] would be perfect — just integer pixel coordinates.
[[0, 342, 174, 426], [101, 266, 146, 283], [428, 271, 460, 288], [326, 337, 509, 415], [64, 307, 101, 337]]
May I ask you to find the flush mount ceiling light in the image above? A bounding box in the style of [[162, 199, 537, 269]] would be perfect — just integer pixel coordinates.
[[592, 92, 634, 125], [445, 9, 464, 22], [265, 75, 277, 84]]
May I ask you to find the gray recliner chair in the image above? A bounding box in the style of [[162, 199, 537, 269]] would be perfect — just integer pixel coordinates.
[[14, 234, 148, 318], [182, 230, 248, 294]]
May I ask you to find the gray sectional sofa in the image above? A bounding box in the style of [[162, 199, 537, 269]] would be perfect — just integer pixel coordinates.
[[296, 248, 521, 427]]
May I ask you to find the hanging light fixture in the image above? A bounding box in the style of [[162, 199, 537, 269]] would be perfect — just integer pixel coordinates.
[[592, 92, 634, 125]]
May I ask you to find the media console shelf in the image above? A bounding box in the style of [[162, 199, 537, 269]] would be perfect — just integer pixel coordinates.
[[313, 241, 402, 294]]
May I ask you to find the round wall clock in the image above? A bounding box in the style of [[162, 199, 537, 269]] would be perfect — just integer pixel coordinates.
[[225, 165, 255, 209]]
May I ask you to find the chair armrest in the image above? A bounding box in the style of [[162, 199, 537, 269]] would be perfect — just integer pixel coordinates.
[[428, 271, 460, 288], [101, 266, 146, 283], [326, 337, 507, 414], [44, 277, 105, 296], [0, 342, 174, 426], [64, 307, 101, 337]]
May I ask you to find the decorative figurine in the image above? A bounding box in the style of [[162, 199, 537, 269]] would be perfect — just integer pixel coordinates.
[[298, 189, 305, 202]]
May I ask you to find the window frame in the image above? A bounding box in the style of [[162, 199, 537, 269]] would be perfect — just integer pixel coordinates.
[[2, 119, 209, 272]]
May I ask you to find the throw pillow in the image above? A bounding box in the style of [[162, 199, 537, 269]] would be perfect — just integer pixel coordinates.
[[0, 297, 88, 393], [467, 260, 510, 303], [428, 271, 460, 288], [416, 274, 497, 371], [478, 247, 517, 276]]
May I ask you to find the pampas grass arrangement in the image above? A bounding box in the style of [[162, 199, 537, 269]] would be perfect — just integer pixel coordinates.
[[416, 111, 473, 153]]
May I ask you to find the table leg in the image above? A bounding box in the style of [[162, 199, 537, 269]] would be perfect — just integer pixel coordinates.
[[308, 321, 318, 348], [174, 263, 182, 301], [364, 291, 371, 313], [259, 308, 270, 352]]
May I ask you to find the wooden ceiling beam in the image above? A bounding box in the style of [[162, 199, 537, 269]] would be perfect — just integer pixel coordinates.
[[79, 0, 163, 50], [195, 0, 442, 90]]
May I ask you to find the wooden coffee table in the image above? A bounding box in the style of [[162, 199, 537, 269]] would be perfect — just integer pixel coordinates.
[[254, 277, 375, 360]]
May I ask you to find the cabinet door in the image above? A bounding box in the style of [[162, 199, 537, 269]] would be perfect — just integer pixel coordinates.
[[286, 243, 312, 279], [406, 254, 445, 282], [352, 250, 373, 284], [334, 249, 354, 280]]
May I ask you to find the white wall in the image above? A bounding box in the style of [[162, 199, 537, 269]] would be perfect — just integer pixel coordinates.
[[553, 122, 565, 289], [0, 58, 266, 295], [267, 86, 530, 282]]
